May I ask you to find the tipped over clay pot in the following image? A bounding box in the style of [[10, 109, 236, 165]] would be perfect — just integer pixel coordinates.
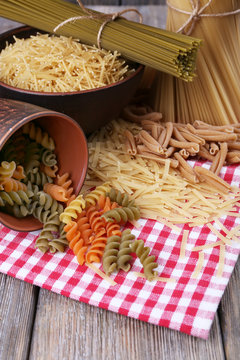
[[0, 98, 88, 232]]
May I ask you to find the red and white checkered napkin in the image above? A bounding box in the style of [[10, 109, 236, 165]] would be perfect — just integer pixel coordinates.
[[1, 164, 240, 339]]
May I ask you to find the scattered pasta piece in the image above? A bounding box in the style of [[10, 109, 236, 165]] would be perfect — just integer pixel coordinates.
[[179, 230, 189, 259], [192, 252, 204, 279], [86, 263, 117, 286], [133, 272, 176, 283]]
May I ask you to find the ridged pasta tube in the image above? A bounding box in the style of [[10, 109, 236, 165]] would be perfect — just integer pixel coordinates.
[[102, 206, 141, 223], [59, 194, 86, 224], [106, 188, 135, 207], [117, 229, 135, 272], [35, 212, 60, 253], [23, 123, 55, 150], [130, 239, 158, 281], [103, 235, 121, 275], [85, 182, 111, 207]]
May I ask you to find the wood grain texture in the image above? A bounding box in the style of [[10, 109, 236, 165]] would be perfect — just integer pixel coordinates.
[[0, 274, 38, 360], [29, 288, 225, 360], [218, 257, 240, 360]]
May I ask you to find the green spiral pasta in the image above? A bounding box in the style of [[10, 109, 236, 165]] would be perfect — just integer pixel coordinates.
[[26, 181, 40, 200], [102, 206, 141, 223], [38, 191, 64, 214], [130, 240, 158, 281], [35, 212, 60, 253], [106, 188, 135, 207], [49, 222, 68, 253], [0, 190, 31, 206], [0, 139, 17, 163], [5, 203, 29, 218], [23, 123, 55, 150], [0, 135, 26, 164], [24, 142, 41, 173], [85, 182, 111, 207], [26, 170, 53, 187], [27, 201, 51, 223], [102, 235, 121, 275], [117, 229, 135, 272], [41, 149, 57, 167]]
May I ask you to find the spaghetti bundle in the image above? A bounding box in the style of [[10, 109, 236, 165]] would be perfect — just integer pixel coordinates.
[[152, 0, 240, 125], [0, 0, 202, 81]]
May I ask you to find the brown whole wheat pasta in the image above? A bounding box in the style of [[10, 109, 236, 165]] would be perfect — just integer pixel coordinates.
[[158, 128, 167, 146], [162, 122, 174, 149], [124, 129, 137, 155], [139, 130, 163, 154]]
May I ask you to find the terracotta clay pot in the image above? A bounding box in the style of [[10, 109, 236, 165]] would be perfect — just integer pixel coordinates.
[[0, 26, 144, 135], [0, 98, 88, 232]]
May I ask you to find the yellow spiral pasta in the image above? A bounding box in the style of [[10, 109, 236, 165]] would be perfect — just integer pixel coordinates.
[[85, 182, 111, 207], [59, 194, 86, 224], [23, 123, 55, 150], [130, 239, 158, 281], [0, 161, 16, 179]]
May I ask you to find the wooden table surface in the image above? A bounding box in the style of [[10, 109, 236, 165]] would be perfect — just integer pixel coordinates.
[[0, 6, 240, 360]]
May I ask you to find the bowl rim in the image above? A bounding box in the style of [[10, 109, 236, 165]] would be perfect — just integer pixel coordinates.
[[0, 25, 144, 96]]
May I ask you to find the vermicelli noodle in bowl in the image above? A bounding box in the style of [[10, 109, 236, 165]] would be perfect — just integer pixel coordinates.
[[0, 26, 144, 135], [0, 33, 135, 92]]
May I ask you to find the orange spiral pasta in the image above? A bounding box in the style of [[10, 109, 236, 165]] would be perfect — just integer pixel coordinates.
[[97, 194, 119, 213], [12, 165, 25, 180], [56, 173, 76, 205], [86, 205, 106, 237], [105, 220, 122, 237], [0, 177, 27, 192], [43, 183, 68, 202], [41, 164, 58, 178], [64, 221, 87, 265], [76, 210, 94, 244], [85, 235, 108, 263]]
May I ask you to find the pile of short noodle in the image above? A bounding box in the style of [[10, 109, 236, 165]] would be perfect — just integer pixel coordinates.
[[0, 34, 132, 92], [85, 118, 240, 227]]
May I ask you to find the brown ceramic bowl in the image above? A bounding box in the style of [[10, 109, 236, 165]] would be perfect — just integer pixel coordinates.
[[0, 98, 88, 232], [0, 26, 144, 135]]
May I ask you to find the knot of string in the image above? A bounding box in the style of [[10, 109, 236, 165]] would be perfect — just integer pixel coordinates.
[[167, 0, 240, 35], [53, 0, 143, 49]]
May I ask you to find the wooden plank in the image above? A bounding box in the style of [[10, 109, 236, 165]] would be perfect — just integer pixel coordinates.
[[218, 257, 240, 360], [29, 288, 225, 360], [0, 274, 38, 360]]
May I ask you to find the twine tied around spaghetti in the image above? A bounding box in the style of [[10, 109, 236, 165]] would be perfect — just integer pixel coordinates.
[[167, 0, 240, 35], [53, 0, 143, 49]]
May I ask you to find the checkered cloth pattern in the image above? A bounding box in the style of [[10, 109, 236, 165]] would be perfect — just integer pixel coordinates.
[[1, 164, 240, 339]]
